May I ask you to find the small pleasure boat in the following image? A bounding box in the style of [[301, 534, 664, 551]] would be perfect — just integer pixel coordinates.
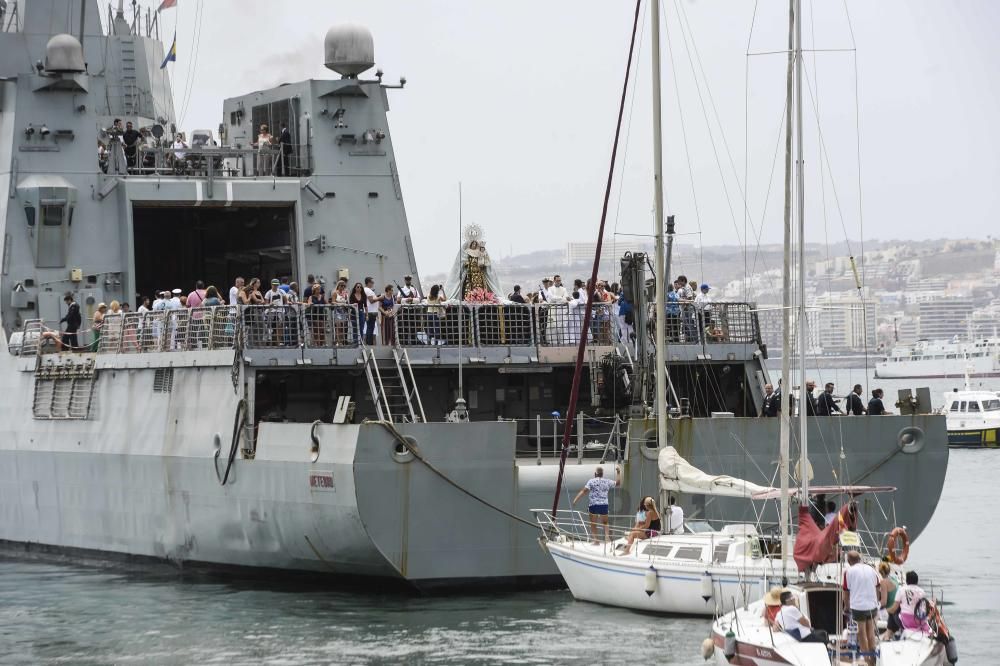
[[941, 387, 1000, 448]]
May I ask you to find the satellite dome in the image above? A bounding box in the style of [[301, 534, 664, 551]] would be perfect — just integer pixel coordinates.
[[45, 34, 85, 73], [324, 24, 375, 77]]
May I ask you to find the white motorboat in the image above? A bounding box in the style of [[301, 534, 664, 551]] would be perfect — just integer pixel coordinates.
[[941, 387, 1000, 448]]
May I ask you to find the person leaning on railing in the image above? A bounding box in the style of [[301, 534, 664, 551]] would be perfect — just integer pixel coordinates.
[[305, 282, 328, 346]]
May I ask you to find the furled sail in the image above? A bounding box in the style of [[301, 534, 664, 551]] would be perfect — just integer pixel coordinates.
[[658, 446, 775, 497]]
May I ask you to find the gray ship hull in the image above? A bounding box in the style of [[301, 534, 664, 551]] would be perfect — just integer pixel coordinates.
[[0, 357, 948, 589]]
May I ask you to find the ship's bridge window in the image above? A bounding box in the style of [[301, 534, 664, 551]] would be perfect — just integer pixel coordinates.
[[959, 401, 967, 411], [130, 204, 296, 301], [950, 401, 960, 412], [968, 402, 980, 412], [983, 399, 1000, 411]]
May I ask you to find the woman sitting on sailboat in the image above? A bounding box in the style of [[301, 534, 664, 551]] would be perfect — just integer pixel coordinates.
[[620, 497, 660, 555]]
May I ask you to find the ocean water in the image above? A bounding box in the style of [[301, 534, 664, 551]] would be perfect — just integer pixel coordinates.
[[0, 450, 995, 665]]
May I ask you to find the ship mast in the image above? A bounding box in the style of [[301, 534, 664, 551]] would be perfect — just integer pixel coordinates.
[[652, 0, 668, 451], [794, 0, 809, 503], [778, 0, 795, 583]]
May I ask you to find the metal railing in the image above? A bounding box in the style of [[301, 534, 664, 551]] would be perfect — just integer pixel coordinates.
[[94, 307, 240, 354], [652, 302, 761, 345], [121, 145, 309, 178], [15, 302, 761, 357]]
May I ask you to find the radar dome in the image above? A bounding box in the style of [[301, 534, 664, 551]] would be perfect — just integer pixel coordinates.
[[45, 34, 85, 73], [324, 24, 375, 77]]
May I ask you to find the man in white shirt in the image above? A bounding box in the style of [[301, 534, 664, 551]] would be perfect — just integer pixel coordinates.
[[572, 466, 622, 543], [398, 275, 421, 304], [546, 274, 568, 302], [775, 590, 825, 643], [844, 550, 880, 665], [667, 496, 684, 534], [229, 277, 244, 306], [363, 276, 380, 345]]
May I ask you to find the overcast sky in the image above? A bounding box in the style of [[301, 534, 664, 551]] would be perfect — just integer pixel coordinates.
[[161, 0, 998, 276]]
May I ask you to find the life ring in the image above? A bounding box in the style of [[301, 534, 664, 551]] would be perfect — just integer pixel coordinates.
[[887, 527, 909, 565]]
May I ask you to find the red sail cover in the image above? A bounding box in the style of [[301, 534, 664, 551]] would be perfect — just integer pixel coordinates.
[[793, 504, 856, 572]]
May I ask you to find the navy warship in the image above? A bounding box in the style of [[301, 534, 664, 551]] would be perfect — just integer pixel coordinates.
[[0, 0, 947, 589]]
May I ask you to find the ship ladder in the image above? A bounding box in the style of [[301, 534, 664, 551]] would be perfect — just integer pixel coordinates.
[[118, 36, 139, 115], [363, 347, 425, 423]]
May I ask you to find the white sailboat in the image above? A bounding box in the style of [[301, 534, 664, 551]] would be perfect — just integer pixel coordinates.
[[708, 0, 955, 663]]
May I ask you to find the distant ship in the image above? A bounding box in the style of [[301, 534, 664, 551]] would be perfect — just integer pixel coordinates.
[[876, 337, 1000, 379]]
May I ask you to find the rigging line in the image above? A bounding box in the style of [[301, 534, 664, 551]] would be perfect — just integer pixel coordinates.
[[799, 66, 853, 257], [551, 0, 642, 517], [673, 0, 769, 251], [661, 2, 705, 285], [666, 1, 743, 250], [747, 48, 856, 57], [177, 0, 203, 125], [744, 0, 760, 302], [841, 0, 870, 392], [612, 0, 647, 243], [808, 0, 836, 361]]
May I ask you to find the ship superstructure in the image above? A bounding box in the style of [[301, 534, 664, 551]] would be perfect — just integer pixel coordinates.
[[0, 1, 950, 589]]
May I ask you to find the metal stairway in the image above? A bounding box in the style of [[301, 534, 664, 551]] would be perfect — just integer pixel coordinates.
[[363, 347, 426, 423]]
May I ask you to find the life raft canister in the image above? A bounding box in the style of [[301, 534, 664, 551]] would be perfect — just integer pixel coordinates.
[[887, 527, 909, 565]]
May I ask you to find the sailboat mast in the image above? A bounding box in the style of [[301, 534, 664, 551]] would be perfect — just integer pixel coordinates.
[[779, 0, 795, 582], [652, 0, 668, 449], [794, 0, 808, 501]]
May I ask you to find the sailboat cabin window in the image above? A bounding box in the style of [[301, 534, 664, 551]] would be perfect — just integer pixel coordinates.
[[672, 546, 705, 561]]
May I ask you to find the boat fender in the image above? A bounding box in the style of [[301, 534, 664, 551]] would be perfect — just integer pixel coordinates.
[[723, 631, 736, 659], [700, 637, 714, 660], [946, 636, 958, 664], [644, 565, 657, 596], [887, 526, 909, 565], [700, 572, 713, 602]]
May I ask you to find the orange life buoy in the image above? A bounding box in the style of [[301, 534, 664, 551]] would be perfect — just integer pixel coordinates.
[[887, 527, 909, 564]]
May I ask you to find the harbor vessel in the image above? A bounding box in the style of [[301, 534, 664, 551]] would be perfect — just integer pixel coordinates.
[[941, 387, 1000, 448], [0, 0, 949, 589], [876, 337, 1000, 379]]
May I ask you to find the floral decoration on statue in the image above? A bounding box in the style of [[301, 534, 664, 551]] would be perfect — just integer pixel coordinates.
[[464, 287, 498, 304]]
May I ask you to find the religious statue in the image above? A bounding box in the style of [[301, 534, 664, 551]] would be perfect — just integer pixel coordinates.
[[445, 224, 504, 301]]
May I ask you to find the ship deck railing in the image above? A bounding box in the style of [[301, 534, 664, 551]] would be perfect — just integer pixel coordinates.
[[647, 301, 761, 345], [13, 301, 762, 359], [118, 144, 310, 179]]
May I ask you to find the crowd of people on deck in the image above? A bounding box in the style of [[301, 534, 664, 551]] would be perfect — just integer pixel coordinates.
[[41, 271, 659, 352]]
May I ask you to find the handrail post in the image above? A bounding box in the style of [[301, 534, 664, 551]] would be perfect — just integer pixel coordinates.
[[536, 414, 542, 465]]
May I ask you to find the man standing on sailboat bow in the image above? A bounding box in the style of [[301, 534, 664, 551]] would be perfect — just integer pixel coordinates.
[[573, 466, 621, 543]]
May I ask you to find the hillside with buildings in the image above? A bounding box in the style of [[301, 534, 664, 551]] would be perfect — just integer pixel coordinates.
[[422, 237, 1000, 355]]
